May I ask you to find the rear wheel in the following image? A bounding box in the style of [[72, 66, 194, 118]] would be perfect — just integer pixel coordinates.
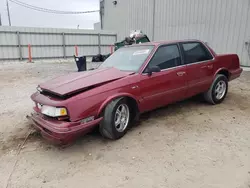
[[99, 98, 131, 140], [204, 74, 228, 104]]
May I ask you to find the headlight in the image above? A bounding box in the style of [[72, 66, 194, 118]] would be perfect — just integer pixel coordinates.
[[41, 105, 68, 117]]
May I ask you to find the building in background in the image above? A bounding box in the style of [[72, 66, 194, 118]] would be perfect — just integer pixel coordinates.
[[100, 0, 250, 67], [94, 22, 101, 30]]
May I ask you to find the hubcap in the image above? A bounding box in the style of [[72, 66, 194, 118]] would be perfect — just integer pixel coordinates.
[[215, 80, 226, 100], [114, 104, 130, 132]]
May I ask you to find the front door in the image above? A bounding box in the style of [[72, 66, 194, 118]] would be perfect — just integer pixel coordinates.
[[138, 44, 188, 112]]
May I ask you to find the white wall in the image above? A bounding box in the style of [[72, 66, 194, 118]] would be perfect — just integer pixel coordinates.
[[102, 0, 250, 67], [94, 22, 101, 30], [102, 0, 154, 41]]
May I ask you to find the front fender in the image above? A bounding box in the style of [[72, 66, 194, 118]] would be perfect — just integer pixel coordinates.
[[97, 93, 140, 116]]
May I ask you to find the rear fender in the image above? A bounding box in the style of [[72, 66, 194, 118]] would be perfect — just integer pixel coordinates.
[[213, 68, 229, 80], [97, 93, 140, 116]]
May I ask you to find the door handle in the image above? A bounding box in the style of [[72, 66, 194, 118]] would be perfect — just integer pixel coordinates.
[[201, 65, 208, 69], [177, 71, 186, 76], [207, 65, 213, 69], [201, 65, 213, 69]]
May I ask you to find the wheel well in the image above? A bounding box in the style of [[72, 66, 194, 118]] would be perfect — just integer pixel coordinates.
[[126, 97, 140, 121], [217, 69, 230, 79], [99, 96, 140, 121]]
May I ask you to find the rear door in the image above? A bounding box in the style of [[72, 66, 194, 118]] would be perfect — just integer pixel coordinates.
[[138, 44, 188, 112], [180, 42, 214, 97]]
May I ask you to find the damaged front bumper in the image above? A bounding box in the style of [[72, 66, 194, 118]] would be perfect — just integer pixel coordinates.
[[28, 113, 103, 144]]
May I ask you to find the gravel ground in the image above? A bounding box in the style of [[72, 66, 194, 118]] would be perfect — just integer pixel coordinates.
[[0, 60, 250, 188]]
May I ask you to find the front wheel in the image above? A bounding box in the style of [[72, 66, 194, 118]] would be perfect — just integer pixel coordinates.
[[99, 98, 131, 140], [204, 74, 228, 104]]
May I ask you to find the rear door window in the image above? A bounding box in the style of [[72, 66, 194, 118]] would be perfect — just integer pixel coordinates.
[[181, 42, 213, 64]]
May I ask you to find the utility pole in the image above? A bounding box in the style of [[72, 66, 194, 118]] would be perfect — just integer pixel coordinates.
[[6, 0, 11, 26], [0, 13, 2, 26]]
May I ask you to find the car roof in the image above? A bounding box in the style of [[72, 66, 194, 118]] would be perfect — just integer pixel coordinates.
[[132, 39, 203, 47]]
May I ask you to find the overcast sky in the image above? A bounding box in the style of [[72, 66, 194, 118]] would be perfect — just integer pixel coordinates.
[[0, 0, 100, 29]]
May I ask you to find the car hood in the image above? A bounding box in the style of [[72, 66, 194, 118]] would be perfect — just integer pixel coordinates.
[[39, 68, 133, 97]]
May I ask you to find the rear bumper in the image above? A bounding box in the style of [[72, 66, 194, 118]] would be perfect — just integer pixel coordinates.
[[30, 113, 102, 144], [229, 68, 243, 81]]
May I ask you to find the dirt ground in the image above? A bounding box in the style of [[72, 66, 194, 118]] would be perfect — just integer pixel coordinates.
[[0, 60, 250, 188]]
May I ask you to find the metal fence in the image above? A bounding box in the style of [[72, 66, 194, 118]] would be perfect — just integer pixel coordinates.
[[0, 26, 117, 61]]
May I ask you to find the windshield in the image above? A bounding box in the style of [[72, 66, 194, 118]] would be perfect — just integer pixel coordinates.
[[99, 45, 154, 72]]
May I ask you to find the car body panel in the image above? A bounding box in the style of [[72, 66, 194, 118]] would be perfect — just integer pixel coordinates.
[[39, 67, 133, 96], [185, 60, 215, 98], [138, 65, 188, 111], [32, 73, 142, 122], [30, 113, 103, 144], [30, 39, 243, 144]]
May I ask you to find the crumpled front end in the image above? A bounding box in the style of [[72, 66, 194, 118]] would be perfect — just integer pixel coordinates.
[[30, 91, 103, 144]]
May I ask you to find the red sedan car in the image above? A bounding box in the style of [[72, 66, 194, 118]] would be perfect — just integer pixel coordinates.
[[30, 40, 242, 144]]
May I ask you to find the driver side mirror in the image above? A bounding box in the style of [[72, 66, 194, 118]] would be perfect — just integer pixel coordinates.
[[145, 66, 161, 76]]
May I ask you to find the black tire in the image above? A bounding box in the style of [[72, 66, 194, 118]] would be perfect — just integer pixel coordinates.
[[99, 98, 131, 140], [204, 74, 228, 104]]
